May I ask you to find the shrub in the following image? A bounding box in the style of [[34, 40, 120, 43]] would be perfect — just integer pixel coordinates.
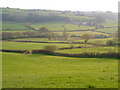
[[44, 45, 58, 52]]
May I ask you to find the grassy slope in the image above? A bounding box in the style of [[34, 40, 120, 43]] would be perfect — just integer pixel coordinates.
[[55, 31, 109, 36], [101, 20, 117, 27], [88, 38, 113, 44], [95, 27, 118, 34], [31, 22, 95, 31], [2, 52, 118, 88], [2, 22, 30, 30]]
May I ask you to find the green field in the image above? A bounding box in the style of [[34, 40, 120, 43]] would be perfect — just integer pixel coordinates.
[[88, 38, 113, 44], [95, 27, 118, 34], [2, 22, 30, 30], [31, 22, 95, 31], [13, 37, 112, 44], [101, 20, 117, 27], [54, 31, 108, 36], [57, 46, 118, 54], [2, 8, 119, 88], [2, 41, 69, 50], [3, 41, 89, 50], [2, 52, 118, 88]]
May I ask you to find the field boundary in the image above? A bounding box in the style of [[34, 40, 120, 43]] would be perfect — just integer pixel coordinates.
[[1, 49, 30, 54], [31, 49, 120, 58], [12, 40, 108, 46], [1, 49, 119, 58]]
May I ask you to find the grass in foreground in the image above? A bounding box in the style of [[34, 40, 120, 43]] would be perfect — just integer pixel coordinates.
[[2, 52, 118, 88]]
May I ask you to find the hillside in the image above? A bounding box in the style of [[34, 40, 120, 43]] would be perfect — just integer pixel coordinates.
[[1, 8, 118, 32]]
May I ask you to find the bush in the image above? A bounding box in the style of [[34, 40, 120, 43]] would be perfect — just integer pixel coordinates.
[[44, 45, 58, 52]]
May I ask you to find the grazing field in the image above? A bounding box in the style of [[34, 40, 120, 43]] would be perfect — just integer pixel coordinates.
[[57, 46, 118, 54], [95, 27, 117, 34], [88, 38, 113, 44], [2, 52, 118, 88], [101, 20, 118, 27], [2, 22, 30, 30], [13, 37, 112, 44], [2, 41, 86, 50], [2, 8, 118, 88], [54, 31, 108, 36], [2, 41, 69, 50], [31, 22, 95, 31]]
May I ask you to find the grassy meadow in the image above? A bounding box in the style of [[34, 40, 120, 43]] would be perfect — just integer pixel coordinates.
[[2, 37, 119, 88], [95, 27, 118, 34], [2, 41, 72, 50], [2, 52, 118, 88], [31, 22, 95, 31], [2, 22, 30, 30]]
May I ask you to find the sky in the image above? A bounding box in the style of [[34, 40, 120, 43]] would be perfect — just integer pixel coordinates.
[[1, 0, 119, 12]]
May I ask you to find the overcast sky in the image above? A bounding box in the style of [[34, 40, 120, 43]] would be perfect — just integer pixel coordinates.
[[1, 0, 119, 12]]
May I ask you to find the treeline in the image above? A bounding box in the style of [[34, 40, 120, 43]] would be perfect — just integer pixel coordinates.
[[32, 49, 119, 58], [2, 31, 44, 40], [1, 27, 67, 40], [2, 14, 69, 23]]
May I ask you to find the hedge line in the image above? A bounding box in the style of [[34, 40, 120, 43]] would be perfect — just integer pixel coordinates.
[[59, 46, 98, 50], [1, 49, 30, 54], [14, 40, 107, 46], [32, 49, 120, 58], [1, 49, 119, 58]]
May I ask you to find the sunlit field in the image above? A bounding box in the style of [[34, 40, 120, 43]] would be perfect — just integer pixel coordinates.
[[2, 52, 118, 88]]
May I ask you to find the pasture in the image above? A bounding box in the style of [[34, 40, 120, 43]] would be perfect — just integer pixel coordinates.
[[2, 41, 73, 50], [31, 22, 95, 31], [2, 52, 118, 88], [2, 40, 95, 51], [2, 22, 30, 30], [2, 36, 119, 88], [95, 27, 117, 34], [1, 8, 118, 88], [101, 20, 118, 27]]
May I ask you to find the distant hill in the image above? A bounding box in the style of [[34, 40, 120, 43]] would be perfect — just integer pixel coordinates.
[[1, 8, 118, 31]]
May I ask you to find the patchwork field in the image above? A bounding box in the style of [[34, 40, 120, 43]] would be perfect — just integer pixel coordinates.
[[2, 52, 118, 88], [31, 22, 95, 31], [1, 8, 118, 88]]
